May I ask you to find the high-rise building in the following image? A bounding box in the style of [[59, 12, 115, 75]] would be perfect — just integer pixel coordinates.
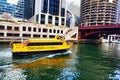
[[15, 0, 35, 20], [32, 0, 67, 26], [67, 2, 80, 27], [24, 0, 35, 19], [0, 0, 16, 16], [14, 0, 24, 19], [80, 0, 118, 26]]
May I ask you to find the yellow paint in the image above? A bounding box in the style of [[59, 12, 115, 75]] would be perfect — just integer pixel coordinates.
[[12, 36, 73, 53]]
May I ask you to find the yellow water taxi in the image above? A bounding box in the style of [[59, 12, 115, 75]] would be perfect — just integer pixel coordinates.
[[11, 36, 73, 56]]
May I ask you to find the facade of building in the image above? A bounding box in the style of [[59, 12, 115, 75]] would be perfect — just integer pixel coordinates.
[[31, 0, 67, 26], [0, 22, 78, 42], [80, 0, 118, 26], [67, 2, 80, 27], [14, 0, 24, 19], [0, 0, 16, 16], [24, 0, 35, 19]]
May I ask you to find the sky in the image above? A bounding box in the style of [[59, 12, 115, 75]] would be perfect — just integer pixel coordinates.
[[67, 0, 80, 6], [7, 0, 80, 5], [7, 0, 18, 4]]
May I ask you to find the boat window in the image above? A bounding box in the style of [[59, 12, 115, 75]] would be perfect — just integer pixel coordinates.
[[27, 42, 63, 46]]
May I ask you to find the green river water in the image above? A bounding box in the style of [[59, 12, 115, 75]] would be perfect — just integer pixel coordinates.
[[0, 43, 120, 80]]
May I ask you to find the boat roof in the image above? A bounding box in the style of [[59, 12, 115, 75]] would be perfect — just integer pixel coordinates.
[[28, 38, 62, 43]]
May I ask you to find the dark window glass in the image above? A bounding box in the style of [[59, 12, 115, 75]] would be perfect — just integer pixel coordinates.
[[0, 33, 4, 36], [49, 0, 60, 15], [61, 18, 65, 25], [42, 0, 48, 13], [33, 35, 40, 38], [41, 14, 45, 24], [55, 17, 59, 26], [23, 27, 26, 31], [43, 28, 48, 32], [7, 33, 13, 37], [7, 26, 12, 30], [53, 29, 56, 33], [49, 35, 55, 38], [49, 29, 52, 33], [57, 30, 59, 33], [14, 27, 19, 31], [48, 16, 52, 24], [43, 35, 47, 38], [28, 27, 31, 31], [38, 28, 41, 32], [27, 42, 62, 46], [61, 30, 63, 34], [36, 14, 39, 22], [33, 27, 36, 32]]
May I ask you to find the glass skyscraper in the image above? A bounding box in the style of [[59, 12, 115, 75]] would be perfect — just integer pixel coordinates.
[[14, 0, 24, 19], [24, 0, 35, 19], [14, 0, 35, 20], [0, 0, 16, 16], [33, 0, 67, 26]]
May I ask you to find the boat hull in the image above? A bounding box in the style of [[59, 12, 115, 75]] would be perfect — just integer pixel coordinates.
[[13, 49, 69, 57]]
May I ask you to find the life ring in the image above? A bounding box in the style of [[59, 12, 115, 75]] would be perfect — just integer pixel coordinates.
[[23, 40, 29, 46], [9, 41, 13, 47]]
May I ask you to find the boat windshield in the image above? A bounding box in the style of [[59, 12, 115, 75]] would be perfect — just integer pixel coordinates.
[[56, 36, 65, 40]]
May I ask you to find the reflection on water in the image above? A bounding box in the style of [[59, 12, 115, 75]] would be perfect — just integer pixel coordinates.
[[0, 43, 120, 80], [0, 65, 26, 80]]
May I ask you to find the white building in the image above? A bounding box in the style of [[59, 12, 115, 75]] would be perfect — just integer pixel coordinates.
[[30, 0, 67, 27]]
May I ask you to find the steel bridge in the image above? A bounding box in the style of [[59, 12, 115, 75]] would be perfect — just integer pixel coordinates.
[[79, 24, 120, 39]]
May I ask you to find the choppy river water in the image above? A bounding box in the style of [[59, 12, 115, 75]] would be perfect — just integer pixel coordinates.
[[0, 43, 120, 80]]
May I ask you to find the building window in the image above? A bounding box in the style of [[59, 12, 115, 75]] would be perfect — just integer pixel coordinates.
[[7, 26, 12, 30], [55, 17, 59, 26], [33, 34, 40, 38], [14, 34, 20, 37], [43, 28, 48, 32], [7, 33, 13, 37], [49, 29, 52, 33], [61, 30, 63, 34], [43, 35, 47, 38], [41, 0, 48, 13], [33, 27, 36, 32], [0, 25, 5, 30], [61, 0, 66, 17], [28, 27, 31, 31], [36, 14, 39, 22], [23, 26, 26, 31], [49, 0, 60, 15], [48, 16, 52, 24], [49, 35, 55, 38], [61, 18, 65, 25], [0, 33, 4, 36], [53, 29, 56, 33], [23, 34, 31, 37], [14, 27, 19, 31], [57, 30, 59, 33], [38, 28, 41, 32], [41, 14, 45, 24]]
